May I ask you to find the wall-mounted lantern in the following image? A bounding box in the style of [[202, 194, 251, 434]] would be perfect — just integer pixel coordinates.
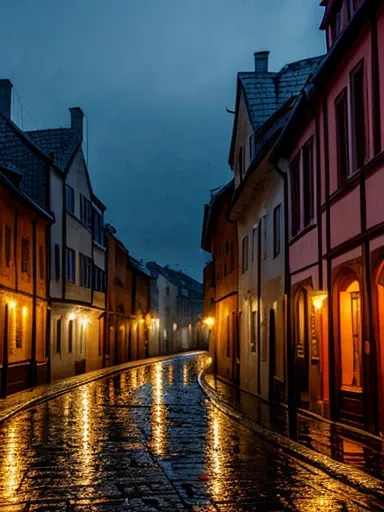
[[311, 291, 328, 311]]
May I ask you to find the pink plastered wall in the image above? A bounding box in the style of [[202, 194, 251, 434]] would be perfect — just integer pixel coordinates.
[[366, 164, 384, 230], [291, 265, 319, 289], [289, 227, 318, 274], [330, 186, 361, 248], [377, 4, 384, 150]]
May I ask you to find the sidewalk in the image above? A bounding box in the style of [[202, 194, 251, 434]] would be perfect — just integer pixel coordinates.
[[200, 370, 384, 492], [0, 350, 203, 424]]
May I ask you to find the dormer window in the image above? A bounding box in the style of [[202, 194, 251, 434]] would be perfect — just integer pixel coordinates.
[[331, 7, 342, 42]]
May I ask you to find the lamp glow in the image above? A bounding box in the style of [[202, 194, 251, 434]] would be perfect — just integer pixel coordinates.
[[312, 292, 327, 311], [69, 312, 76, 321], [8, 301, 16, 310], [203, 316, 215, 328]]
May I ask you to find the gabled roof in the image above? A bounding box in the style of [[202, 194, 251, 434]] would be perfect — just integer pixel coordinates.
[[201, 180, 234, 253], [130, 256, 153, 278], [26, 128, 80, 171], [229, 55, 324, 167], [0, 166, 54, 221], [146, 261, 203, 297]]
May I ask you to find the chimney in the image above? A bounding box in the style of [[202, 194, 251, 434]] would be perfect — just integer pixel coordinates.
[[69, 107, 84, 139], [0, 79, 13, 118], [254, 51, 270, 73]]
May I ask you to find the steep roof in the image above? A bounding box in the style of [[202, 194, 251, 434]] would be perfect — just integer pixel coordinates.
[[130, 256, 153, 278], [146, 261, 203, 297], [201, 180, 234, 253], [229, 55, 324, 167], [0, 166, 54, 221], [26, 128, 79, 171]]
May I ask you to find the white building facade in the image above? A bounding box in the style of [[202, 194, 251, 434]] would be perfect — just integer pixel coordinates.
[[228, 52, 323, 401], [27, 108, 107, 381]]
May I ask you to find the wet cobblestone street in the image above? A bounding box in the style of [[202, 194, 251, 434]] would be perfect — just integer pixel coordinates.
[[1, 354, 384, 511]]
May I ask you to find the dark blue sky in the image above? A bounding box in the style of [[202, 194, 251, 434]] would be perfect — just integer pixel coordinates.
[[0, 0, 325, 281]]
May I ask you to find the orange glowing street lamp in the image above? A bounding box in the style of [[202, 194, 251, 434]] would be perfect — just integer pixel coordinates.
[[203, 316, 215, 328]]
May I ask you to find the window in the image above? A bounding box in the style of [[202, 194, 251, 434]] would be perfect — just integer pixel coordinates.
[[16, 306, 22, 349], [260, 306, 268, 361], [5, 225, 11, 267], [166, 286, 170, 297], [230, 240, 234, 272], [335, 89, 349, 186], [94, 266, 106, 293], [65, 184, 75, 214], [350, 62, 366, 171], [250, 310, 257, 353], [262, 214, 267, 260], [273, 205, 281, 258], [303, 138, 315, 227], [241, 235, 249, 273], [249, 135, 255, 161], [56, 318, 62, 354], [331, 8, 342, 41], [68, 319, 74, 353], [21, 238, 30, 273], [80, 253, 92, 288], [80, 324, 86, 353], [66, 248, 76, 283], [39, 246, 44, 280], [54, 244, 61, 281], [80, 194, 92, 229], [238, 146, 244, 180], [290, 154, 301, 237], [226, 315, 230, 358], [93, 209, 104, 245], [252, 226, 257, 262]]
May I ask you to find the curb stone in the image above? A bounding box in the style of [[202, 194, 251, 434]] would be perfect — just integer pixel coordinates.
[[0, 350, 205, 425], [198, 367, 384, 502]]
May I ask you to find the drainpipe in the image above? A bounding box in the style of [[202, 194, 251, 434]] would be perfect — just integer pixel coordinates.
[[273, 163, 297, 441]]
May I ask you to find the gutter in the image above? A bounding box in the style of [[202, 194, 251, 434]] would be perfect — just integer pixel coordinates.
[[272, 162, 297, 440]]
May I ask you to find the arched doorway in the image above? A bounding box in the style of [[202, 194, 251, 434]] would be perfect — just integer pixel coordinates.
[[374, 261, 384, 435], [335, 269, 363, 426], [295, 288, 310, 406]]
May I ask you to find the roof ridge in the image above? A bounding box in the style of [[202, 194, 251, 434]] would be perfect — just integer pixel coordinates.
[[26, 127, 74, 134]]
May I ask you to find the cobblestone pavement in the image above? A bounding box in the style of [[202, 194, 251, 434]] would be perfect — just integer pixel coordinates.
[[1, 354, 384, 511]]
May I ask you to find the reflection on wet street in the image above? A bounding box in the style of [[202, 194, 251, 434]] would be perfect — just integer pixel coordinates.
[[0, 354, 383, 511]]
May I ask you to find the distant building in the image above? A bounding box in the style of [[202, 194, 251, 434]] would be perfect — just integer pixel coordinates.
[[146, 262, 204, 354], [129, 257, 152, 360], [105, 225, 133, 366], [0, 166, 53, 396], [201, 180, 239, 384]]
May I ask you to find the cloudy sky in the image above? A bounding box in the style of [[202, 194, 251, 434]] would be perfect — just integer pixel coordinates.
[[0, 0, 325, 281]]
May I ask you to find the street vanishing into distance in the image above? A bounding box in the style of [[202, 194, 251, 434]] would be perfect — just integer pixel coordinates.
[[0, 353, 383, 512]]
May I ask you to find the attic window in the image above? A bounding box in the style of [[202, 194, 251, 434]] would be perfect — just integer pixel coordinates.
[[331, 9, 342, 41]]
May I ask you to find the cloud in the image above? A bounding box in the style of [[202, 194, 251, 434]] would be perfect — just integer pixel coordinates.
[[0, 0, 325, 280]]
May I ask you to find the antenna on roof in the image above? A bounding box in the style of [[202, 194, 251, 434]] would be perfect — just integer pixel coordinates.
[[225, 106, 235, 114]]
